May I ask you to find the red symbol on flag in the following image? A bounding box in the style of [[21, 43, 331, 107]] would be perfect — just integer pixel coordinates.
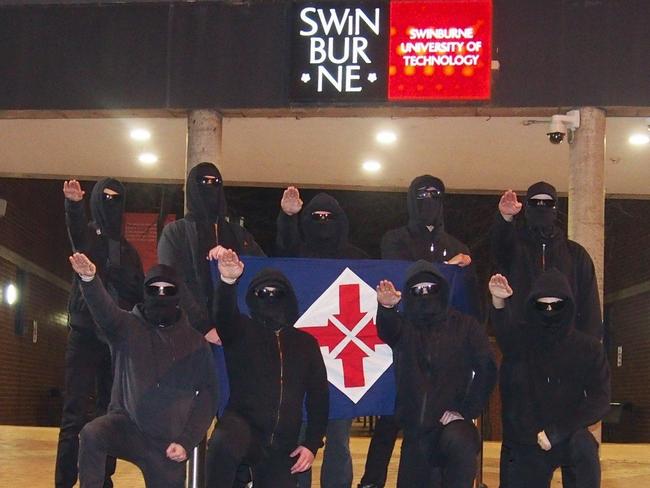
[[308, 284, 384, 388]]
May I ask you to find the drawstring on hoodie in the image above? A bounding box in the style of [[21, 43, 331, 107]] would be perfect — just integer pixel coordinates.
[[542, 243, 547, 271]]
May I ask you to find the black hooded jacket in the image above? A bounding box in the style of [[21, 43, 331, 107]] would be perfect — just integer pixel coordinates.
[[276, 192, 368, 259], [65, 178, 143, 328], [377, 260, 496, 437], [213, 268, 329, 455], [490, 181, 602, 339], [380, 176, 470, 262], [158, 163, 264, 334], [491, 269, 610, 446], [79, 271, 218, 454]]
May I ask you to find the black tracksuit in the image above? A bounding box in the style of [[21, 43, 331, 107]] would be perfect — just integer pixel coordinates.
[[378, 261, 497, 488], [491, 270, 610, 488], [206, 269, 329, 488], [77, 276, 218, 488], [490, 200, 602, 488], [276, 192, 368, 259], [277, 192, 367, 488], [158, 163, 264, 335], [56, 179, 143, 488], [362, 176, 480, 488]]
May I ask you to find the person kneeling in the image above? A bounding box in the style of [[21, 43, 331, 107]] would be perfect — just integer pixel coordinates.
[[69, 253, 217, 488], [206, 249, 329, 488], [376, 260, 497, 488], [489, 270, 610, 488]]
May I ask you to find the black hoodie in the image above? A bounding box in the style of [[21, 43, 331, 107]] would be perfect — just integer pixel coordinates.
[[491, 269, 610, 446], [380, 175, 470, 262], [158, 162, 264, 334], [490, 181, 602, 339], [79, 270, 218, 454], [377, 260, 496, 437], [213, 268, 329, 455], [276, 192, 368, 259], [65, 178, 143, 328]]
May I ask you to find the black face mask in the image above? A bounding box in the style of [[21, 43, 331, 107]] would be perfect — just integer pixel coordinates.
[[90, 178, 125, 240], [197, 175, 222, 222], [251, 286, 291, 331], [100, 193, 124, 238], [142, 265, 181, 327], [186, 163, 225, 223], [405, 281, 446, 329], [416, 196, 443, 227], [525, 205, 557, 240], [530, 298, 571, 346]]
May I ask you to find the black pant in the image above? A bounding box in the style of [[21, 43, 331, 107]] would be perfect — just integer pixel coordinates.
[[500, 443, 578, 488], [359, 415, 400, 487], [55, 327, 115, 488], [79, 413, 186, 488], [507, 429, 600, 488], [397, 420, 479, 488], [206, 411, 298, 488]]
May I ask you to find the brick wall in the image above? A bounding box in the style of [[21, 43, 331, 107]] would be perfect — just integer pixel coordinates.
[[603, 199, 650, 442], [0, 178, 71, 426]]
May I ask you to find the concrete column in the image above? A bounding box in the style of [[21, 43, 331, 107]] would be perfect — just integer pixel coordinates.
[[568, 106, 606, 443], [185, 109, 223, 212]]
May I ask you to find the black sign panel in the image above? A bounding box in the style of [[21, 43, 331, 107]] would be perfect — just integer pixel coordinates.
[[290, 1, 388, 102]]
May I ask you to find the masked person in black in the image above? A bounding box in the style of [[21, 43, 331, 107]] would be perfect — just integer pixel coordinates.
[[158, 162, 265, 340], [375, 260, 496, 488], [67, 254, 217, 488], [491, 181, 602, 488], [276, 187, 368, 488], [205, 249, 329, 488], [359, 175, 479, 488], [489, 271, 610, 488], [56, 179, 143, 488]]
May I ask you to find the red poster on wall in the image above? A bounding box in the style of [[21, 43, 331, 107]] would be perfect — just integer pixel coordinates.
[[388, 0, 492, 100], [124, 213, 175, 272]]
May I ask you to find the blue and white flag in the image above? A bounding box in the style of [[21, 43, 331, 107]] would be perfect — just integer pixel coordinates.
[[213, 257, 477, 419]]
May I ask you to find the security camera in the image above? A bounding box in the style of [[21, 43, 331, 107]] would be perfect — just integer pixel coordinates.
[[547, 110, 580, 145]]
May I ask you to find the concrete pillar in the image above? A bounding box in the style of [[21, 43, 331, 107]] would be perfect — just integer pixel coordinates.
[[185, 109, 222, 487], [568, 106, 606, 443]]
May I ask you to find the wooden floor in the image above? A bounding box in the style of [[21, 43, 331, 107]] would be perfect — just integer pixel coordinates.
[[1, 424, 650, 487]]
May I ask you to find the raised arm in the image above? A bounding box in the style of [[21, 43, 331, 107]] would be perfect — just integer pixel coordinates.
[[63, 180, 88, 252], [275, 186, 303, 257], [212, 249, 245, 346], [489, 274, 523, 356], [375, 280, 404, 346], [490, 190, 521, 272], [70, 253, 129, 341]]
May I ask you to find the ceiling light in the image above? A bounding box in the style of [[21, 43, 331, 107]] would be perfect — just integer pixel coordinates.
[[130, 128, 151, 141], [5, 283, 18, 305], [376, 131, 397, 145], [629, 134, 649, 146], [138, 153, 158, 165], [362, 160, 381, 172]]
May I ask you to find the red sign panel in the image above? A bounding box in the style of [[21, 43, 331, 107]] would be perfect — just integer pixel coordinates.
[[388, 0, 492, 100], [124, 213, 175, 272]]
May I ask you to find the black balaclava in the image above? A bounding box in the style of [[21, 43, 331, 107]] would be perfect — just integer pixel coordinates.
[[524, 181, 558, 240], [525, 268, 575, 347], [403, 260, 450, 329], [142, 264, 181, 327], [407, 175, 445, 232], [246, 268, 299, 331], [300, 193, 349, 257], [185, 162, 227, 223], [90, 178, 126, 240]]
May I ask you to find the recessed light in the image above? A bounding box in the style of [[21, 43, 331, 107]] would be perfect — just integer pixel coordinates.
[[629, 133, 649, 146], [138, 153, 158, 165], [130, 128, 151, 141], [376, 131, 397, 145], [5, 283, 18, 305], [362, 160, 381, 172]]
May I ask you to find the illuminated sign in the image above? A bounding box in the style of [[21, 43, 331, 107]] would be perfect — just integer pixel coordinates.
[[291, 1, 389, 101], [388, 0, 492, 100], [291, 0, 492, 102]]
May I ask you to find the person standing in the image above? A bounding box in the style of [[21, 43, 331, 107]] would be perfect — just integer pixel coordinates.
[[56, 179, 143, 488]]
